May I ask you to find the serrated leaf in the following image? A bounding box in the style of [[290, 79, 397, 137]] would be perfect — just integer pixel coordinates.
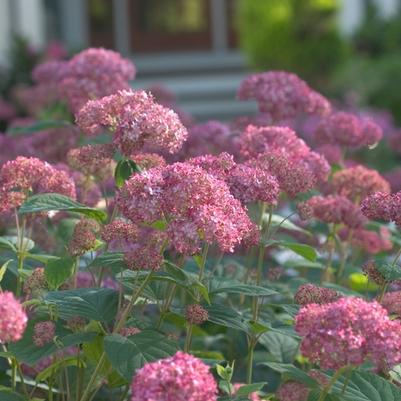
[[260, 362, 318, 387], [332, 370, 401, 401], [45, 256, 75, 289], [9, 328, 96, 366], [376, 263, 401, 281], [114, 159, 141, 188], [209, 278, 277, 297], [44, 288, 119, 322], [19, 193, 107, 222], [104, 331, 178, 380], [88, 252, 127, 273], [7, 119, 73, 136], [0, 389, 25, 401], [270, 214, 311, 235], [236, 382, 266, 397], [278, 242, 317, 262], [205, 304, 249, 332], [258, 332, 299, 363]]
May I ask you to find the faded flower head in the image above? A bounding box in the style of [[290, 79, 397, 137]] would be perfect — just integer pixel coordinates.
[[232, 383, 261, 401], [119, 327, 142, 337], [295, 297, 401, 369], [131, 351, 217, 401], [294, 284, 339, 306], [185, 304, 209, 325], [314, 111, 383, 149], [33, 321, 56, 347], [362, 260, 387, 286], [276, 381, 309, 401], [380, 291, 401, 317], [68, 219, 100, 256], [237, 71, 331, 121], [76, 90, 188, 157], [297, 195, 366, 228], [0, 292, 27, 343], [0, 156, 76, 213], [24, 267, 48, 297], [331, 165, 390, 202]]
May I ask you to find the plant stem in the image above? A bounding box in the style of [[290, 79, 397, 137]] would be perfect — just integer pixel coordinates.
[[79, 353, 106, 401], [317, 368, 344, 401], [184, 323, 193, 352], [246, 339, 255, 384]]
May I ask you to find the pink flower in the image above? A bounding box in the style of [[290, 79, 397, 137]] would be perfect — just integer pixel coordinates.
[[361, 191, 401, 226], [314, 111, 383, 149], [381, 291, 401, 317], [0, 292, 27, 343], [0, 156, 76, 213], [117, 163, 256, 254], [132, 153, 166, 171], [295, 297, 401, 369], [131, 351, 217, 401], [59, 48, 136, 112], [237, 71, 331, 121], [297, 195, 366, 228], [331, 165, 390, 202], [294, 284, 339, 306], [315, 144, 342, 165], [339, 227, 393, 254], [76, 90, 188, 157], [68, 219, 100, 257], [33, 321, 56, 347]]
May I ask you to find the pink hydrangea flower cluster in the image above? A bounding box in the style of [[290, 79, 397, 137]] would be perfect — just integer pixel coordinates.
[[0, 292, 27, 343], [182, 120, 235, 157], [0, 156, 76, 213], [295, 297, 401, 369], [76, 90, 188, 157], [361, 191, 401, 226], [381, 291, 401, 317], [67, 144, 115, 179], [237, 71, 331, 121], [298, 195, 366, 228], [34, 48, 136, 112], [132, 153, 166, 171], [294, 284, 339, 306], [315, 144, 342, 165], [239, 125, 330, 196], [117, 162, 257, 255], [314, 111, 383, 149], [331, 165, 390, 202], [33, 321, 56, 347], [131, 351, 217, 401], [188, 153, 280, 205]]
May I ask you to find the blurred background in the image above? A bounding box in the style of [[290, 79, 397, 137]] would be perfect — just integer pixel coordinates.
[[0, 0, 401, 123]]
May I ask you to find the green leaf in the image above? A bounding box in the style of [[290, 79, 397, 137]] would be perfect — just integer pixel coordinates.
[[209, 278, 277, 297], [9, 330, 96, 366], [0, 389, 25, 401], [205, 304, 249, 332], [104, 331, 178, 380], [7, 120, 73, 136], [45, 256, 75, 289], [36, 356, 84, 382], [18, 193, 107, 222], [0, 236, 34, 252], [44, 288, 119, 322], [260, 362, 318, 387], [278, 242, 317, 262], [258, 332, 299, 363], [114, 159, 141, 188], [88, 252, 127, 273], [332, 370, 401, 401], [25, 253, 60, 264], [270, 214, 311, 235], [0, 259, 13, 283], [236, 382, 266, 397], [376, 263, 401, 281], [0, 237, 17, 252]]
